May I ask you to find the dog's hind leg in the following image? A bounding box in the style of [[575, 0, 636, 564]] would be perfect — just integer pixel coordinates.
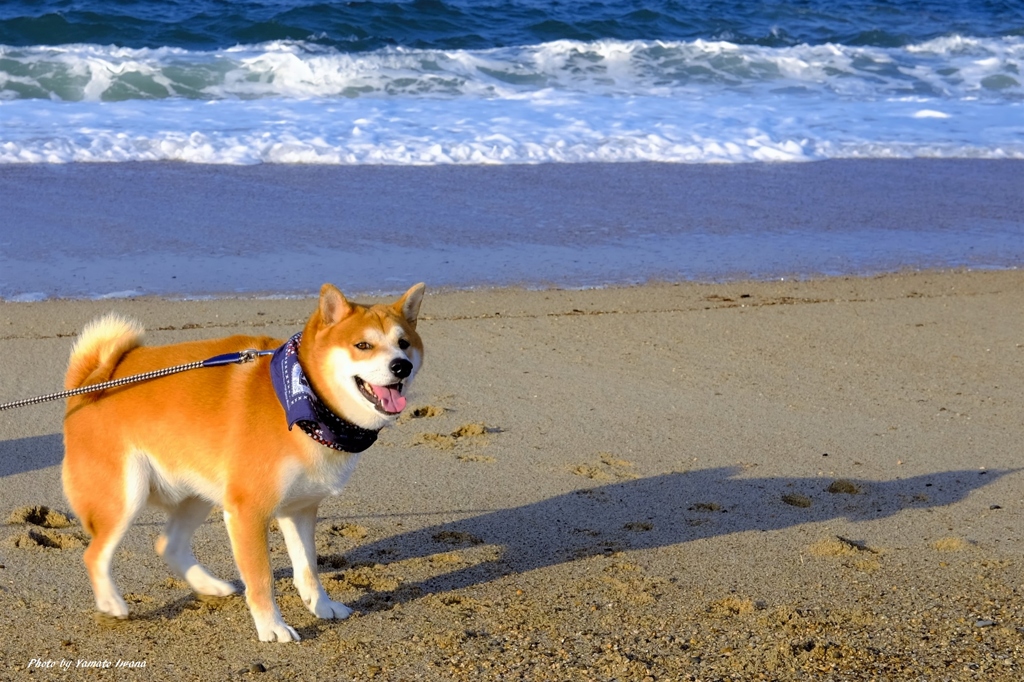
[[156, 497, 236, 597], [67, 454, 149, 619], [277, 503, 352, 620]]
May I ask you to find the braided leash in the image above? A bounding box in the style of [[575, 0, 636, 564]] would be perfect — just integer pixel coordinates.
[[0, 348, 274, 412]]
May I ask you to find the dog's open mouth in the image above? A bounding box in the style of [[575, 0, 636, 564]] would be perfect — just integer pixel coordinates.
[[356, 378, 406, 415]]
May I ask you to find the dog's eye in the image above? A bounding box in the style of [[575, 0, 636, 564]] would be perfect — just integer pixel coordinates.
[[354, 342, 372, 351], [398, 339, 410, 350]]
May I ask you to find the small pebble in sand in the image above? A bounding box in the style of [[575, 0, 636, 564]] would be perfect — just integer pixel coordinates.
[[782, 493, 812, 508], [826, 479, 861, 495], [623, 521, 653, 532], [432, 531, 484, 546]]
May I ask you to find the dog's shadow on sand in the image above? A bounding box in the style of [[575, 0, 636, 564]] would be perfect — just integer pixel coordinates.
[[328, 466, 1016, 612], [0, 434, 63, 478], [1, 436, 1014, 625]]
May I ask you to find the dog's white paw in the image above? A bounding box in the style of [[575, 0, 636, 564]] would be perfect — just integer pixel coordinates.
[[311, 597, 352, 620], [186, 569, 237, 597], [95, 594, 129, 619], [255, 616, 301, 643]]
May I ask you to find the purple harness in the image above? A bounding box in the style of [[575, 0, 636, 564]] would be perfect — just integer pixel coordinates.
[[269, 332, 379, 453]]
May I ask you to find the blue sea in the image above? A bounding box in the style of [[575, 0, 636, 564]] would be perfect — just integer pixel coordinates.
[[1, 3, 1022, 301], [1, 0, 1022, 164]]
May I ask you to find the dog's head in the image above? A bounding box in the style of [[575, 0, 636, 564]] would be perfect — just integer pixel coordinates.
[[299, 282, 425, 431]]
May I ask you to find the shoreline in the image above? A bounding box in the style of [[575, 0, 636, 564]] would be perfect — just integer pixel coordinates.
[[2, 159, 1023, 300], [2, 269, 1023, 679], [1, 262, 1020, 303]]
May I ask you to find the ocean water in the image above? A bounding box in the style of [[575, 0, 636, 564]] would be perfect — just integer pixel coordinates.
[[1, 160, 1021, 300], [1, 4, 1022, 301], [1, 1, 1023, 164]]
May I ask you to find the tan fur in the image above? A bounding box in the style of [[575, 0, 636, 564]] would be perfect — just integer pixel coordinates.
[[61, 283, 425, 642]]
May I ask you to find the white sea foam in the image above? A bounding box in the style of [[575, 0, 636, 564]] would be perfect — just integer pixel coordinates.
[[1, 91, 1021, 165], [0, 36, 1021, 164], [95, 290, 145, 299], [2, 36, 1021, 102], [7, 292, 48, 302]]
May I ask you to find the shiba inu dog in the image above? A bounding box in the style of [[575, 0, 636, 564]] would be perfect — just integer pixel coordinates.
[[61, 283, 424, 642]]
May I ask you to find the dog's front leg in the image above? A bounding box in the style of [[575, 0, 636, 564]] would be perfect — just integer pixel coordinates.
[[223, 505, 300, 642], [277, 503, 353, 620]]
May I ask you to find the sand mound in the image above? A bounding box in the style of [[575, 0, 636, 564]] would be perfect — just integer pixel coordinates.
[[8, 527, 87, 550], [7, 505, 75, 529]]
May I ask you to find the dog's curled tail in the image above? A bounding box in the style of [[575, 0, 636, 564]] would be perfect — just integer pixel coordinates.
[[65, 313, 145, 391]]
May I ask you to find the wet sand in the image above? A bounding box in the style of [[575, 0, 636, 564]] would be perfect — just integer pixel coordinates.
[[1, 269, 1023, 679], [2, 159, 1024, 299]]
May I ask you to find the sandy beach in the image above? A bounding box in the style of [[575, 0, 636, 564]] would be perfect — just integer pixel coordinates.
[[1, 269, 1022, 679]]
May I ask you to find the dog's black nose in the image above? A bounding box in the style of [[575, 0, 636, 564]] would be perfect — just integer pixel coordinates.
[[390, 358, 413, 379]]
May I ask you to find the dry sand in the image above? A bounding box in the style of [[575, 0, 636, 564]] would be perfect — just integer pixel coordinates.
[[1, 269, 1022, 680]]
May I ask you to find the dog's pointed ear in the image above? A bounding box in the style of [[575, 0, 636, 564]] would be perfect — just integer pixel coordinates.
[[393, 283, 425, 328], [318, 283, 353, 327]]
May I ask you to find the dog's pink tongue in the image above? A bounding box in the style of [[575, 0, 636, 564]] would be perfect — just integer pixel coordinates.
[[371, 384, 406, 414]]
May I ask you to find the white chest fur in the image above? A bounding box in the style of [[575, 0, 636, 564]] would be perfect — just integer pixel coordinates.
[[278, 447, 362, 509]]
